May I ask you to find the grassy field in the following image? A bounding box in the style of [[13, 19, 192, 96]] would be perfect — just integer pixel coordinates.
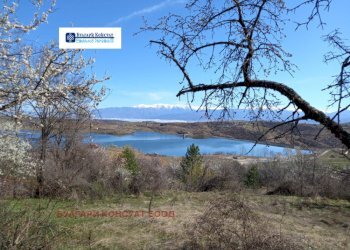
[[4, 191, 350, 249]]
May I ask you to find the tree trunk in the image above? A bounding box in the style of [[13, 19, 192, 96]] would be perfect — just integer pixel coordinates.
[[35, 128, 48, 198]]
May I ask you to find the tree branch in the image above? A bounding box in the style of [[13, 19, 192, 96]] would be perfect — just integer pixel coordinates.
[[177, 79, 350, 149]]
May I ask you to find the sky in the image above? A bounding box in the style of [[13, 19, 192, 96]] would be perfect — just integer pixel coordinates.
[[17, 0, 350, 111]]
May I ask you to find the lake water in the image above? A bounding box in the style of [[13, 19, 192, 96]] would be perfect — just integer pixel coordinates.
[[83, 131, 306, 157], [20, 130, 307, 157]]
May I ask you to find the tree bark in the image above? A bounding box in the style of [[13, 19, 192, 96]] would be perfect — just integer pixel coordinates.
[[35, 128, 49, 197]]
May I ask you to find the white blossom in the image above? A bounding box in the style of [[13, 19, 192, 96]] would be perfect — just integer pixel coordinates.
[[0, 121, 36, 177]]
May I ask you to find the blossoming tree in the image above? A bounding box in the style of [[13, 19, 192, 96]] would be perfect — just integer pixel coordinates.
[[0, 1, 108, 196]]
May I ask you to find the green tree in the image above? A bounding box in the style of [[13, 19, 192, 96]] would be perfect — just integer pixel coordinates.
[[245, 165, 260, 189], [180, 144, 204, 191], [121, 147, 139, 176]]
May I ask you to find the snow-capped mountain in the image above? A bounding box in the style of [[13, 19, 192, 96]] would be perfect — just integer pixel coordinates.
[[93, 104, 350, 123], [93, 104, 207, 122], [133, 104, 192, 109]]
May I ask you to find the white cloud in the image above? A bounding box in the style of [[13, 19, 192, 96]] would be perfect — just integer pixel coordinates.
[[111, 0, 185, 24]]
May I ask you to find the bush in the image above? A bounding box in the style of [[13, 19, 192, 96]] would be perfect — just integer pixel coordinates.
[[124, 155, 169, 195], [199, 158, 245, 191], [0, 121, 36, 178], [42, 142, 116, 199], [137, 156, 168, 193], [183, 195, 299, 249], [257, 154, 350, 200], [0, 121, 36, 198]]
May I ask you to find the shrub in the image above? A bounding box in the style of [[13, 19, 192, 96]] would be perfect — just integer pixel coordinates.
[[257, 154, 350, 200], [199, 158, 245, 191], [183, 195, 299, 249], [0, 121, 36, 183], [42, 142, 115, 199], [123, 155, 169, 195], [137, 156, 168, 193]]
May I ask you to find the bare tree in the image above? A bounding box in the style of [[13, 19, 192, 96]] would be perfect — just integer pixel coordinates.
[[142, 0, 350, 149]]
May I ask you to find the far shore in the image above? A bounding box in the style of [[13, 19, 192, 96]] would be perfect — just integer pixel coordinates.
[[2, 116, 341, 152]]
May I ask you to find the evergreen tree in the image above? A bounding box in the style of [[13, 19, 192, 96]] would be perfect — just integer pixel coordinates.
[[180, 144, 204, 190], [121, 147, 139, 176], [245, 165, 260, 188]]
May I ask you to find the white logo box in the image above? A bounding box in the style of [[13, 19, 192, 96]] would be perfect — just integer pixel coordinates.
[[59, 27, 122, 49]]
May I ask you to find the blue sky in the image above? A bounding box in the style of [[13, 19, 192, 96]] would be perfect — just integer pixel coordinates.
[[18, 0, 350, 111]]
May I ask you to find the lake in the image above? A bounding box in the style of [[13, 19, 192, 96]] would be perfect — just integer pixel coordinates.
[[83, 131, 307, 157], [20, 130, 307, 157]]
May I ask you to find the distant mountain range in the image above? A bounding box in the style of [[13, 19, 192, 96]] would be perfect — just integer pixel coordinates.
[[93, 104, 350, 123]]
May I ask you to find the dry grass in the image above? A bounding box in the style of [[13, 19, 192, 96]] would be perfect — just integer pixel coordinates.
[[183, 194, 300, 249], [2, 191, 349, 249], [248, 192, 350, 249]]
